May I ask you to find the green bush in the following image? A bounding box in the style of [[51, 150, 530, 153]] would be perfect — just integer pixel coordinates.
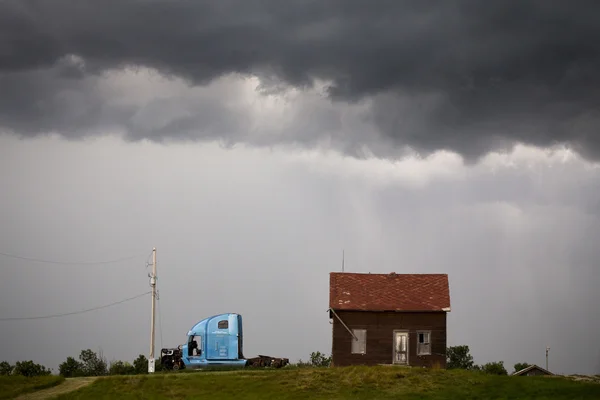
[[513, 362, 531, 373], [133, 354, 148, 374], [0, 362, 13, 376], [59, 356, 84, 377], [291, 351, 331, 368], [108, 360, 136, 375], [481, 361, 508, 375], [446, 345, 475, 370], [309, 351, 331, 367], [12, 361, 51, 377], [293, 359, 312, 368], [79, 349, 108, 376]]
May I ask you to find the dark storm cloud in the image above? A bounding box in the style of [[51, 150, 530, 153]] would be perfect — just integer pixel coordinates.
[[1, 0, 599, 160]]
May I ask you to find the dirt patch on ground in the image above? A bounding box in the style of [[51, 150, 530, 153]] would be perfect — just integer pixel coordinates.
[[15, 377, 99, 400], [566, 375, 600, 384]]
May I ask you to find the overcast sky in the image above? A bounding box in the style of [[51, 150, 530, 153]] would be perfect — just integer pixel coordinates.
[[1, 0, 599, 376]]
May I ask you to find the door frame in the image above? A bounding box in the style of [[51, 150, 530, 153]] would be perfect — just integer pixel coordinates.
[[392, 330, 409, 365], [207, 332, 229, 360]]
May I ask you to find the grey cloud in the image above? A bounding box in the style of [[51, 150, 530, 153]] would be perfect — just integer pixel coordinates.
[[1, 0, 600, 160], [1, 136, 599, 374], [0, 59, 125, 138]]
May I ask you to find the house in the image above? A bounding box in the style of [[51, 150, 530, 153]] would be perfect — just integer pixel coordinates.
[[512, 365, 554, 376], [328, 272, 450, 368]]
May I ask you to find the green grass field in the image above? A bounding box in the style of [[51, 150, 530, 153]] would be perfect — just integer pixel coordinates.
[[50, 366, 600, 400], [0, 374, 64, 399]]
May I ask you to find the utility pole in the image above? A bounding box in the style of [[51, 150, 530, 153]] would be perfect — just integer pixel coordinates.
[[546, 346, 550, 371], [148, 247, 157, 373]]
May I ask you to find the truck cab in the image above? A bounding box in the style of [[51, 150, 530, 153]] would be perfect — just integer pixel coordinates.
[[181, 312, 247, 369]]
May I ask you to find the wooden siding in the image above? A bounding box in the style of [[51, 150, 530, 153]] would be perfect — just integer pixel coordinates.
[[331, 310, 447, 368], [523, 369, 550, 376]]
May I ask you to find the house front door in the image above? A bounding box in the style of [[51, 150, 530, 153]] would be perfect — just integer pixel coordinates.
[[393, 331, 409, 365]]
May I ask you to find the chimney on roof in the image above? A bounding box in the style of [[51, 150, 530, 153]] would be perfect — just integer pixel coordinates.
[[389, 272, 396, 276]]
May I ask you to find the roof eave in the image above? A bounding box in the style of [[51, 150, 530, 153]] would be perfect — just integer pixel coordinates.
[[329, 307, 451, 313], [512, 365, 554, 376]]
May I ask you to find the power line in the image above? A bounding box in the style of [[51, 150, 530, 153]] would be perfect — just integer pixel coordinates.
[[0, 251, 143, 265], [0, 291, 151, 321]]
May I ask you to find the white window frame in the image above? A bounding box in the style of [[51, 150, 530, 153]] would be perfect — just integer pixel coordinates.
[[417, 330, 431, 355], [351, 329, 367, 354]]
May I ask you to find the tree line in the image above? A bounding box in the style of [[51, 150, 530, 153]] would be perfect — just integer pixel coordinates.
[[0, 349, 166, 377], [1, 345, 531, 377]]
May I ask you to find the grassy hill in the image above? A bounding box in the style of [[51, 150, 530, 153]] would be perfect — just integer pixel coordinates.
[[50, 366, 600, 400], [0, 375, 64, 400]]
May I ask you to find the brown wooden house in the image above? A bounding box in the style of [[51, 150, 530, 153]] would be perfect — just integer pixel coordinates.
[[328, 272, 451, 368]]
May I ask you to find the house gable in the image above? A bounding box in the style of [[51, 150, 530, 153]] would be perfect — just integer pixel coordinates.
[[512, 364, 554, 376]]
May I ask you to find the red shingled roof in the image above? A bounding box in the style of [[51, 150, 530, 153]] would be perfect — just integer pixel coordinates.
[[329, 272, 450, 312]]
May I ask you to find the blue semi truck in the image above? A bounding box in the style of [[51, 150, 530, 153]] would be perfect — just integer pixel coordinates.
[[160, 313, 289, 370]]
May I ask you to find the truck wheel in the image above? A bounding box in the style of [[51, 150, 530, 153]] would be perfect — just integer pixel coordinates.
[[173, 363, 180, 371]]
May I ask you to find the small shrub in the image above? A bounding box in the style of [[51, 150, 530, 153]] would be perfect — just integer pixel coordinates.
[[309, 351, 331, 367], [109, 360, 136, 375], [481, 361, 508, 375], [295, 360, 309, 368], [133, 354, 148, 375], [290, 352, 331, 368]]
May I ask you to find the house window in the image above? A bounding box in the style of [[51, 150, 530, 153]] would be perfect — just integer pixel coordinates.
[[218, 320, 228, 329], [417, 331, 431, 355], [351, 329, 366, 354]]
